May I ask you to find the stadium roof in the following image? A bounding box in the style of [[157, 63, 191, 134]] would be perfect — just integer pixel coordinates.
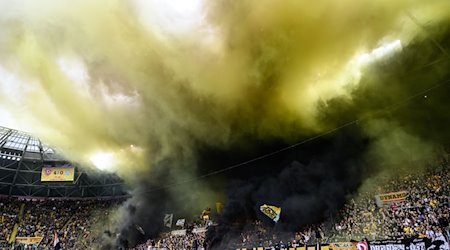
[[0, 126, 63, 162], [0, 125, 128, 198]]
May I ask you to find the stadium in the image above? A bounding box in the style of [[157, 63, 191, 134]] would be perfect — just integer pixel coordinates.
[[0, 1, 449, 250]]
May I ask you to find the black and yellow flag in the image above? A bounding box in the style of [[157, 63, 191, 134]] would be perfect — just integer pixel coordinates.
[[259, 204, 281, 222]]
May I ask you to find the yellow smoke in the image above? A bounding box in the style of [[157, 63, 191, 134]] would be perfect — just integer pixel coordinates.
[[0, 0, 448, 176]]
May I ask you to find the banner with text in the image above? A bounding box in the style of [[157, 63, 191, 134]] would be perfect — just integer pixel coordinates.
[[369, 237, 448, 250], [329, 242, 357, 250], [15, 236, 43, 245], [192, 227, 207, 234], [375, 191, 408, 207], [171, 229, 187, 236], [41, 166, 75, 182]]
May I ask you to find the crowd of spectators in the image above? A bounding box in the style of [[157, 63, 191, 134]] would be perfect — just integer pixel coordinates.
[[0, 197, 20, 248], [17, 199, 73, 239], [116, 158, 450, 250], [218, 222, 325, 249], [35, 199, 120, 249], [224, 158, 450, 249], [332, 160, 449, 241], [0, 157, 448, 249], [134, 232, 207, 250], [0, 198, 122, 250]]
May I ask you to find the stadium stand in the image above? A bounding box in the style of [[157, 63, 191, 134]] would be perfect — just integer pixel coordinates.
[[134, 232, 207, 250], [132, 161, 449, 249], [0, 163, 448, 249], [0, 197, 20, 248], [0, 198, 123, 249], [0, 126, 128, 249], [332, 169, 449, 241], [0, 126, 448, 249]]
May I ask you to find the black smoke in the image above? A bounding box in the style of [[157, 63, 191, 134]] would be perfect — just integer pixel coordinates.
[[205, 127, 375, 248], [116, 163, 175, 248]]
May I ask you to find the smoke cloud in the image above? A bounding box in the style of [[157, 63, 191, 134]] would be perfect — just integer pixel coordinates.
[[0, 0, 449, 248]]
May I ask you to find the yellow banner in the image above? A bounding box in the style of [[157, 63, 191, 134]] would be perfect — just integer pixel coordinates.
[[41, 166, 75, 182], [377, 191, 408, 202], [15, 236, 43, 245], [329, 242, 357, 250]]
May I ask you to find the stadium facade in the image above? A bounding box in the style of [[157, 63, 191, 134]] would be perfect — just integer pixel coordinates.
[[0, 126, 127, 198]]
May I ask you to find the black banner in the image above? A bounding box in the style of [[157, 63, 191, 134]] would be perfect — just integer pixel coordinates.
[[369, 238, 448, 250]]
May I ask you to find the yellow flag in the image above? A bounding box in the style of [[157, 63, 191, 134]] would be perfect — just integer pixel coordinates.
[[216, 202, 224, 214], [259, 204, 281, 222]]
